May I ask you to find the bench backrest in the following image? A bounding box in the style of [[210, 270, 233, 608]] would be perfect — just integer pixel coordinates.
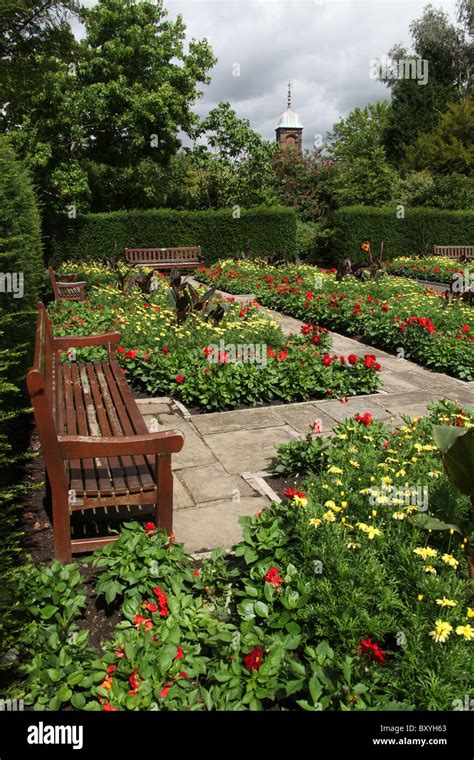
[[434, 245, 474, 261], [48, 266, 61, 300], [26, 304, 67, 488], [125, 247, 202, 266]]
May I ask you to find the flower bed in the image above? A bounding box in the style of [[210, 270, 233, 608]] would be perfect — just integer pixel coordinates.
[[47, 262, 381, 411], [388, 256, 474, 286], [198, 260, 474, 380], [11, 401, 473, 711]]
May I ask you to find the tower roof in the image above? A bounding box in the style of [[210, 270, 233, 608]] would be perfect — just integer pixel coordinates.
[[276, 80, 303, 130], [276, 107, 303, 130]]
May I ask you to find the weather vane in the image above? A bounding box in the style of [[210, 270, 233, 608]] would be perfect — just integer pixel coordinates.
[[287, 80, 292, 109]]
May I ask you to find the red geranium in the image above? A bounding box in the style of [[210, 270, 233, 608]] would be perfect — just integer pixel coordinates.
[[364, 354, 377, 368], [176, 374, 185, 384], [354, 412, 373, 426], [243, 645, 264, 671], [144, 521, 156, 534], [152, 586, 169, 617], [265, 567, 284, 589], [358, 638, 385, 665], [348, 354, 358, 365]]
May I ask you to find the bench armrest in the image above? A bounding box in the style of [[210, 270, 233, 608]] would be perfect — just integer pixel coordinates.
[[57, 280, 87, 287], [58, 430, 184, 459], [54, 331, 121, 358]]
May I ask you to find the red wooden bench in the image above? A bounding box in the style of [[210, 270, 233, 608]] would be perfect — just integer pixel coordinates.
[[27, 303, 184, 562], [48, 266, 86, 301], [124, 246, 202, 270]]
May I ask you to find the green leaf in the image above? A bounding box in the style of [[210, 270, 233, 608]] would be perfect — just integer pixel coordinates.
[[254, 601, 269, 618], [409, 513, 462, 534], [40, 604, 59, 620]]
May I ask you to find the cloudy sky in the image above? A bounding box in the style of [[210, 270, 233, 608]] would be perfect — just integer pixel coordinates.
[[76, 0, 459, 149]]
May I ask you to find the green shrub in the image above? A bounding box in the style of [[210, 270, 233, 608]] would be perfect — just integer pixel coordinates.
[[50, 206, 297, 266], [332, 205, 474, 265], [296, 220, 333, 262], [0, 138, 42, 678]]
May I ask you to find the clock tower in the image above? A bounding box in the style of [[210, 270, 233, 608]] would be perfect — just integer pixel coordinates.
[[275, 81, 303, 153]]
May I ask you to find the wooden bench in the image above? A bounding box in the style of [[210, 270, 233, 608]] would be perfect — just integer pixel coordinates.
[[48, 266, 87, 301], [27, 303, 184, 562], [125, 246, 203, 270], [433, 246, 474, 262]]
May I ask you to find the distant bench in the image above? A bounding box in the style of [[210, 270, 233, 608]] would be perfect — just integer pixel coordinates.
[[48, 266, 86, 301], [125, 246, 203, 271], [433, 246, 474, 262]]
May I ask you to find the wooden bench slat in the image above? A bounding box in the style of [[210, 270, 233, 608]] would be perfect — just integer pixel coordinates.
[[85, 363, 128, 495], [63, 364, 84, 497], [125, 245, 202, 270], [71, 364, 99, 497], [79, 364, 114, 496]]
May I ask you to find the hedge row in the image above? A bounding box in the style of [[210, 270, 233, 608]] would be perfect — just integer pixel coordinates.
[[50, 206, 297, 266], [0, 137, 43, 674], [333, 206, 474, 265]]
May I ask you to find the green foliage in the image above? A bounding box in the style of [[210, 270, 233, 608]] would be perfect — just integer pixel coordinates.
[[271, 146, 336, 221], [50, 205, 297, 265], [403, 98, 474, 176], [327, 103, 397, 207], [332, 205, 474, 263]]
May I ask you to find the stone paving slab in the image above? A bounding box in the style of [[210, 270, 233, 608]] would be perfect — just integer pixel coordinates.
[[158, 414, 216, 470], [203, 424, 299, 474], [272, 402, 336, 434], [313, 395, 393, 423], [192, 406, 282, 435], [177, 463, 255, 503], [173, 496, 268, 553]]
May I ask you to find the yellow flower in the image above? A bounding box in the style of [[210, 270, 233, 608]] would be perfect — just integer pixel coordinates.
[[328, 466, 343, 474], [293, 495, 308, 508], [436, 597, 457, 608], [309, 518, 321, 528], [366, 525, 381, 539], [395, 469, 406, 478], [380, 476, 393, 484], [441, 553, 459, 569], [347, 541, 361, 550], [455, 625, 474, 641], [323, 510, 336, 522], [467, 608, 474, 619], [324, 500, 337, 510], [424, 565, 437, 574], [417, 594, 424, 601], [349, 460, 360, 468], [340, 501, 348, 508], [404, 505, 419, 514], [414, 547, 438, 560], [429, 620, 453, 643], [392, 511, 405, 520]]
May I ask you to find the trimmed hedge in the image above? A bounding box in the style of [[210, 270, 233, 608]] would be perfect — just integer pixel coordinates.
[[50, 206, 297, 266], [332, 206, 474, 265]]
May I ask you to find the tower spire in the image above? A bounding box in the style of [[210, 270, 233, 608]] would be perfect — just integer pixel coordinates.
[[287, 80, 292, 109]]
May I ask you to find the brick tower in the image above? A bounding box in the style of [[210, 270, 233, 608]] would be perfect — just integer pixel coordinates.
[[275, 81, 303, 153]]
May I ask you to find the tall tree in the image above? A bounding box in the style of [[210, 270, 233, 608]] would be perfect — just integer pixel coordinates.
[[327, 102, 397, 206], [381, 3, 472, 166]]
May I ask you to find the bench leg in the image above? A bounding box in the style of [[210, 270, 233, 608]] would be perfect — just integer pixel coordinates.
[[51, 488, 72, 562], [156, 454, 173, 535]]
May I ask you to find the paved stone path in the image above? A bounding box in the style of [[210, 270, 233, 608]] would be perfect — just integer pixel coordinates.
[[137, 284, 473, 554]]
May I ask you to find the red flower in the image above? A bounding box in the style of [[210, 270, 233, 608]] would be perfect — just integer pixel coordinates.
[[125, 350, 137, 359], [162, 347, 170, 355], [193, 569, 200, 577], [175, 646, 184, 660], [217, 350, 229, 364], [322, 353, 333, 367], [265, 567, 284, 589], [358, 638, 385, 665], [348, 354, 358, 365], [300, 324, 311, 335], [152, 586, 169, 617], [128, 669, 141, 694], [176, 374, 185, 384], [145, 521, 156, 534], [364, 354, 377, 368], [380, 305, 389, 312], [267, 347, 276, 358], [312, 420, 321, 433], [461, 325, 470, 333], [144, 601, 158, 613], [278, 349, 288, 361], [284, 488, 306, 498], [117, 346, 125, 354], [203, 346, 213, 358], [133, 614, 152, 631], [101, 702, 118, 711], [243, 645, 264, 671], [106, 665, 117, 674], [354, 412, 373, 426]]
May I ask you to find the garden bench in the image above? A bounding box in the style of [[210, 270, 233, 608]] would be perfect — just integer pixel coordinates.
[[124, 246, 203, 270], [48, 265, 87, 302], [433, 246, 474, 262], [27, 303, 184, 562]]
